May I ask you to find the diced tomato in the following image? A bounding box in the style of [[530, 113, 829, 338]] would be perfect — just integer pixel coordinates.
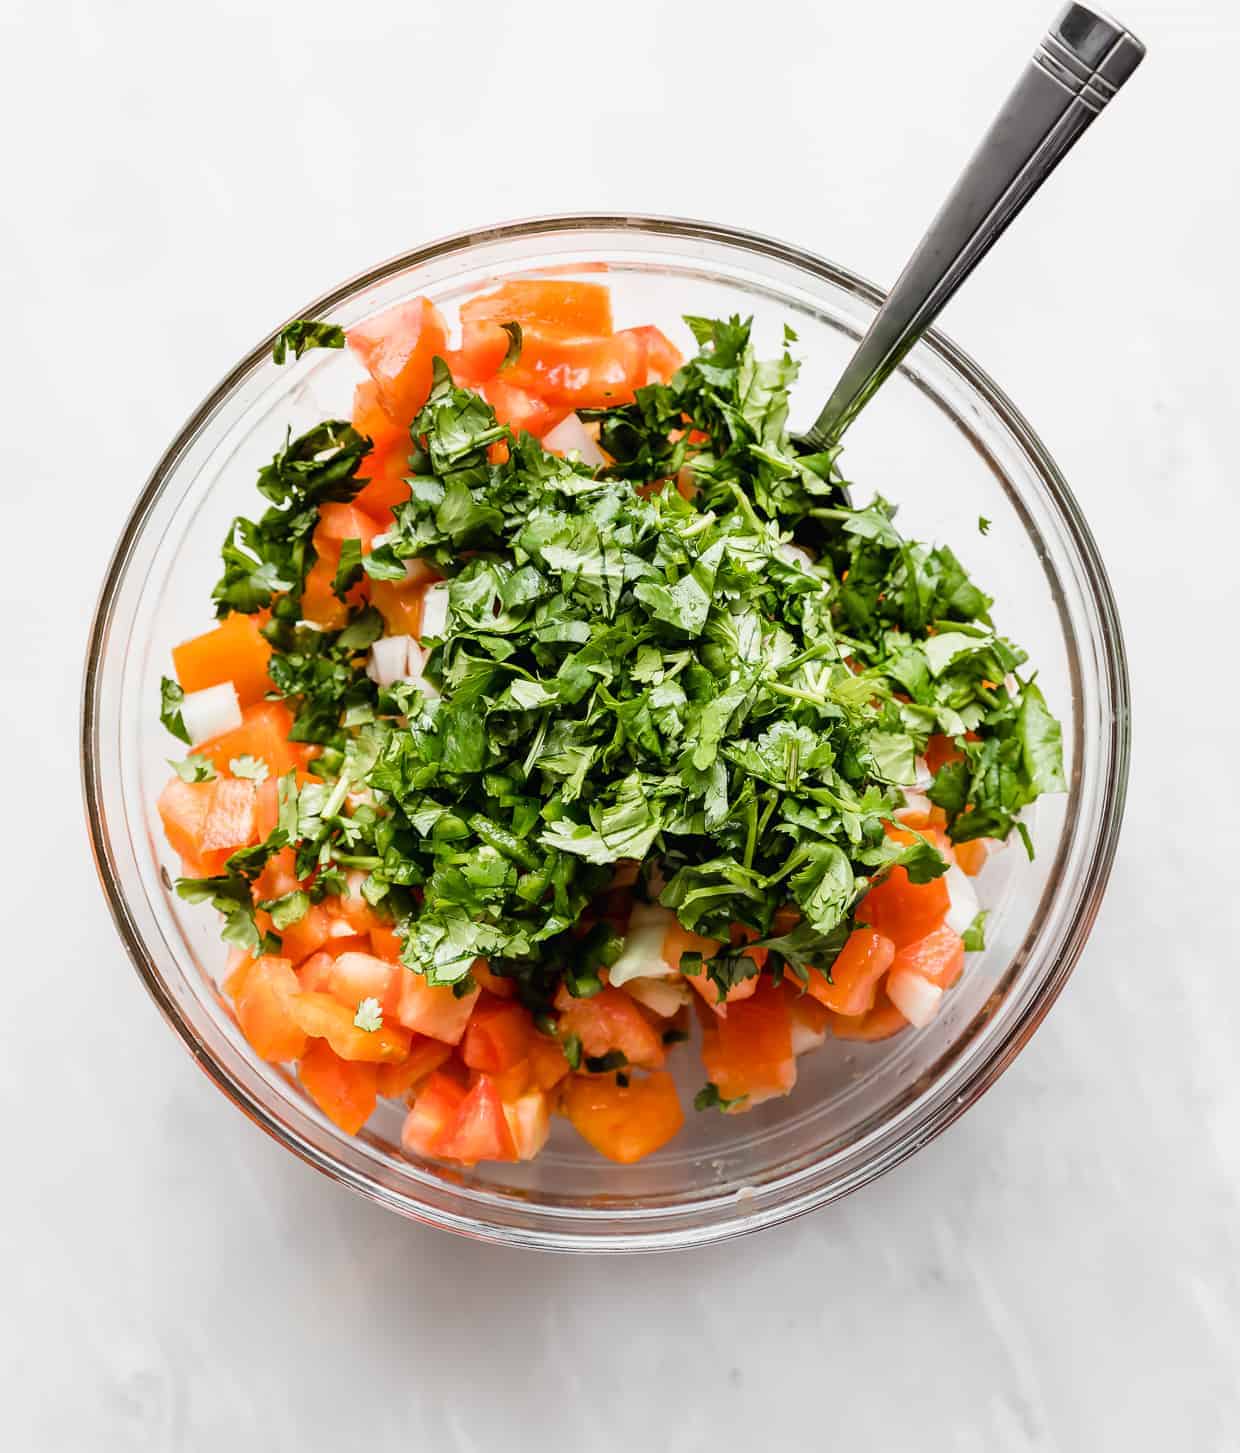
[[172, 612, 273, 708], [353, 439, 412, 519], [462, 994, 534, 1074], [300, 553, 354, 630], [195, 701, 306, 779], [377, 1036, 453, 1099], [555, 986, 665, 1069], [501, 1089, 551, 1161], [488, 1060, 531, 1101], [199, 776, 258, 855], [622, 324, 682, 383], [327, 951, 399, 1015], [290, 991, 411, 1063], [800, 928, 897, 1016], [953, 838, 990, 876], [858, 828, 953, 948], [440, 337, 505, 388], [481, 376, 569, 440], [277, 904, 332, 966], [351, 380, 407, 452], [470, 958, 515, 999], [460, 280, 614, 336], [435, 1075, 518, 1165], [297, 951, 336, 993], [298, 1040, 378, 1135], [700, 975, 796, 1107], [401, 1071, 467, 1158], [368, 922, 403, 963], [369, 577, 430, 638], [564, 1071, 684, 1163], [924, 732, 966, 775], [889, 923, 965, 990], [667, 921, 765, 1016], [234, 956, 307, 1063], [348, 297, 449, 424], [503, 327, 645, 409], [528, 1032, 571, 1090], [157, 777, 214, 876], [827, 991, 909, 1043], [391, 967, 479, 1044], [786, 985, 832, 1053], [314, 501, 384, 556]]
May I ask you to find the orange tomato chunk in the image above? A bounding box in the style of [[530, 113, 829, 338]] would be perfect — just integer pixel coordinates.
[[564, 1071, 684, 1163], [800, 928, 896, 1016], [173, 612, 272, 707], [298, 1040, 378, 1134]]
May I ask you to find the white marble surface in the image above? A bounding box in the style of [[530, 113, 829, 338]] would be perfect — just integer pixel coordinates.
[[3, 0, 1238, 1447]]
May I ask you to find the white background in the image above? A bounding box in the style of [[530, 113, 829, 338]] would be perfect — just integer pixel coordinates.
[[2, 1, 1238, 1448]]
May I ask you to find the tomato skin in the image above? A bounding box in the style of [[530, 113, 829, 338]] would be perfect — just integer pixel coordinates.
[[435, 1075, 518, 1165], [347, 297, 449, 423], [235, 956, 307, 1063], [401, 1071, 467, 1158], [555, 986, 665, 1069], [298, 1040, 378, 1135], [800, 929, 897, 1016], [889, 923, 965, 989], [173, 612, 273, 707], [462, 994, 534, 1074], [564, 1071, 684, 1163], [700, 976, 796, 1106], [460, 280, 614, 335], [157, 777, 214, 876], [327, 951, 400, 1016]]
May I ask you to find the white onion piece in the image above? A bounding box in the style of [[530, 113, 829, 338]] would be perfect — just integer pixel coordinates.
[[887, 971, 943, 1028], [181, 683, 242, 745], [368, 635, 414, 687], [419, 582, 449, 640], [543, 412, 605, 467], [944, 864, 980, 936], [622, 976, 690, 1018], [608, 902, 678, 986], [911, 754, 934, 790], [790, 1020, 828, 1055], [777, 542, 813, 571]]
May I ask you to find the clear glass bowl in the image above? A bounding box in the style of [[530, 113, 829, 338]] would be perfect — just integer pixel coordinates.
[[82, 215, 1130, 1251]]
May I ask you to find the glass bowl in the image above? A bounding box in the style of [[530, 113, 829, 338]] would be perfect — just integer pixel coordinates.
[[82, 215, 1129, 1251]]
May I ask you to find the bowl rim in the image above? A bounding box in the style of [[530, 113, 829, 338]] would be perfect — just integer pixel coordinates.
[[81, 211, 1131, 1251]]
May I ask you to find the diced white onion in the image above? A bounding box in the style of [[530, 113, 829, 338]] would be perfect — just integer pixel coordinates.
[[608, 902, 678, 987], [419, 582, 449, 640], [790, 1020, 828, 1055], [944, 863, 980, 936], [777, 542, 814, 571], [887, 971, 944, 1028], [543, 412, 605, 467], [911, 754, 934, 790], [367, 635, 414, 687], [622, 976, 690, 1017], [181, 683, 242, 745]]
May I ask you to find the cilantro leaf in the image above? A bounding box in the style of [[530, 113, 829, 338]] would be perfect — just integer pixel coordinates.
[[272, 320, 346, 364], [160, 677, 190, 744]]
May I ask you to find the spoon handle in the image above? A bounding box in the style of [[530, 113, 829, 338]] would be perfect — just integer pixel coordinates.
[[802, 3, 1145, 448]]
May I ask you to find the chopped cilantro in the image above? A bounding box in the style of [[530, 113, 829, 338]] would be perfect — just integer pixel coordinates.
[[978, 516, 991, 535], [168, 754, 217, 783], [694, 1082, 747, 1113], [160, 677, 190, 744], [273, 319, 346, 364], [962, 910, 988, 952], [353, 997, 383, 1031], [229, 755, 269, 783]]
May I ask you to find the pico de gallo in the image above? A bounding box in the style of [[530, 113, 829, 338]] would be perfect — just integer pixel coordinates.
[[156, 279, 1064, 1166]]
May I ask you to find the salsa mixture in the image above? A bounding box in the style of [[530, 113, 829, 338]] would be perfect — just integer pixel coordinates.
[[157, 280, 1064, 1166]]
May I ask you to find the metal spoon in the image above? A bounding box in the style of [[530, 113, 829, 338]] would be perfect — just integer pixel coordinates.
[[801, 3, 1146, 449]]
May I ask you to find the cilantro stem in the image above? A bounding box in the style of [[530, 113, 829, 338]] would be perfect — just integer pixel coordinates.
[[743, 792, 758, 869], [766, 681, 832, 708], [332, 852, 383, 868]]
